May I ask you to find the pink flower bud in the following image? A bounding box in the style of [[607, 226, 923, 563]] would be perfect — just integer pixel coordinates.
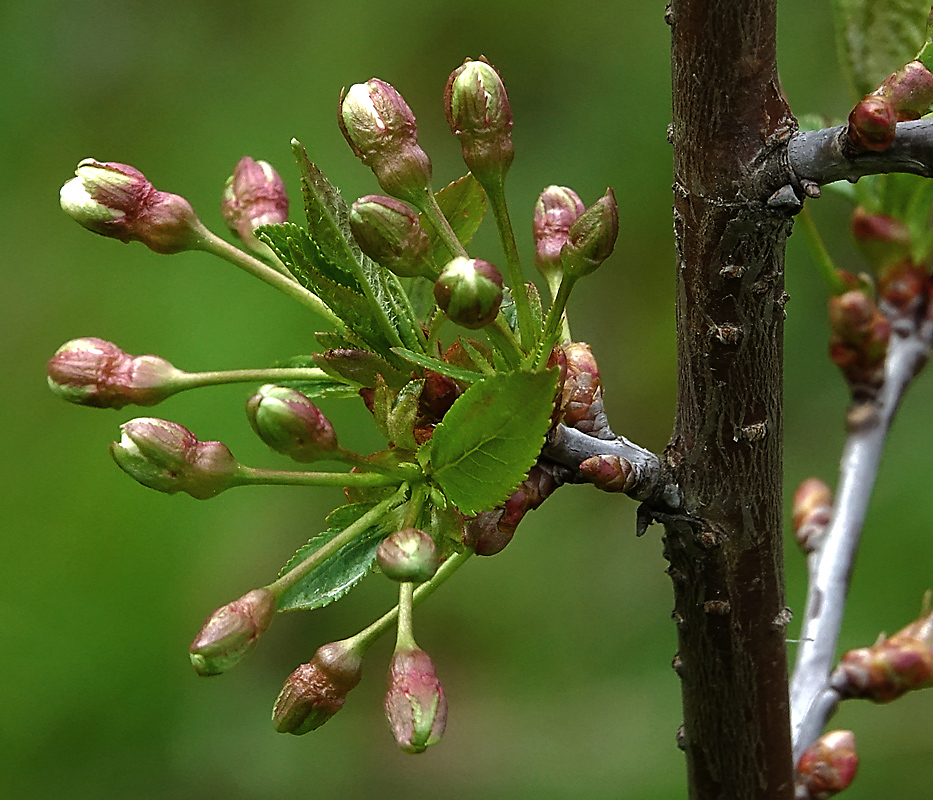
[[246, 384, 338, 462], [384, 646, 447, 753], [795, 730, 858, 799], [879, 60, 933, 121], [850, 206, 911, 276], [560, 189, 619, 279], [533, 186, 586, 281], [444, 57, 514, 190], [273, 640, 364, 735], [349, 195, 437, 278], [339, 79, 432, 206], [221, 156, 289, 244], [110, 418, 240, 499], [377, 528, 439, 583], [60, 160, 204, 253], [846, 95, 897, 152], [433, 257, 504, 329], [792, 478, 833, 554], [189, 588, 276, 676], [46, 337, 182, 409]]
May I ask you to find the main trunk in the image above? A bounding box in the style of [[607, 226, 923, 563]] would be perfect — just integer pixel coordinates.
[[667, 1, 795, 797]]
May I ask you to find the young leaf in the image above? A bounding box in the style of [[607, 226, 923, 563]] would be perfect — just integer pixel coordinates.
[[391, 347, 484, 384], [832, 0, 930, 97], [420, 174, 487, 266], [429, 369, 558, 515], [277, 502, 397, 612]]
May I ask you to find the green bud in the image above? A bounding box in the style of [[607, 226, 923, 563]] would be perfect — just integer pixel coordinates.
[[110, 418, 240, 499], [560, 189, 619, 279], [444, 57, 514, 190], [376, 528, 439, 583], [189, 588, 276, 676], [433, 257, 504, 329], [350, 195, 437, 278], [246, 384, 338, 463], [384, 646, 447, 754]]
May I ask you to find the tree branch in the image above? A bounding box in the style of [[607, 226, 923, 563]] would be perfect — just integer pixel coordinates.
[[789, 311, 932, 761]]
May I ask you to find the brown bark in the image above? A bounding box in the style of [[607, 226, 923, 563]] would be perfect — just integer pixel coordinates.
[[666, 0, 796, 797]]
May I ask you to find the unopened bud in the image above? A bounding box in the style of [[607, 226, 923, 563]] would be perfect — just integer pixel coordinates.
[[434, 257, 504, 329], [879, 60, 933, 120], [273, 640, 364, 734], [444, 57, 514, 190], [221, 156, 289, 245], [339, 79, 432, 206], [533, 186, 586, 282], [560, 189, 619, 279], [46, 337, 182, 408], [847, 95, 897, 152], [246, 384, 338, 462], [60, 159, 204, 253], [189, 588, 276, 676], [833, 606, 933, 702], [377, 528, 439, 583], [385, 646, 447, 753], [792, 477, 833, 554], [795, 730, 858, 799], [827, 290, 890, 395], [851, 206, 911, 275], [579, 454, 636, 493], [110, 418, 240, 499], [349, 195, 436, 278], [560, 341, 602, 429]]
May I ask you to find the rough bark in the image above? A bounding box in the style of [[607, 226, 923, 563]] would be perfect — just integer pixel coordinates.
[[666, 1, 796, 797]]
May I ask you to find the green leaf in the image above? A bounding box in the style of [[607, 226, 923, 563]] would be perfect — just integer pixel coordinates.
[[271, 355, 359, 399], [420, 174, 487, 266], [429, 369, 558, 515], [832, 0, 930, 97], [387, 379, 424, 450], [277, 502, 397, 612], [391, 347, 484, 383]]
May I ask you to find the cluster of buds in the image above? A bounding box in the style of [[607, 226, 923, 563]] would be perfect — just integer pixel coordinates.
[[110, 418, 240, 499], [463, 462, 569, 555], [827, 287, 891, 399], [832, 603, 933, 703], [384, 646, 447, 754], [59, 160, 206, 253], [433, 257, 504, 329], [795, 730, 859, 799], [246, 384, 338, 462], [846, 60, 933, 152], [221, 156, 289, 249], [47, 337, 182, 409], [189, 588, 276, 676], [339, 79, 432, 207], [792, 478, 834, 554], [273, 639, 365, 734], [349, 195, 437, 279]]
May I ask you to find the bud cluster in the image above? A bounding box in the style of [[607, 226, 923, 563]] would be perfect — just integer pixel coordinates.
[[47, 337, 181, 409], [795, 730, 859, 799], [827, 288, 891, 398]]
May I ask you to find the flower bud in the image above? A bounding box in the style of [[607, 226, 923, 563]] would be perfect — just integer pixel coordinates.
[[110, 418, 240, 499], [444, 57, 514, 190], [847, 95, 897, 152], [433, 257, 504, 329], [560, 341, 602, 429], [533, 186, 586, 283], [46, 337, 182, 409], [560, 189, 619, 279], [377, 528, 439, 583], [851, 206, 911, 276], [833, 606, 933, 702], [273, 640, 364, 734], [827, 290, 890, 396], [878, 60, 933, 120], [189, 588, 276, 676], [60, 159, 204, 253], [384, 646, 447, 753], [339, 79, 432, 206], [795, 730, 858, 799], [221, 156, 289, 244], [349, 195, 437, 279], [579, 454, 636, 493], [246, 384, 338, 463], [792, 477, 833, 554]]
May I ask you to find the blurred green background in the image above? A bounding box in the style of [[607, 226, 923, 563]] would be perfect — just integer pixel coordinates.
[[3, 0, 932, 797]]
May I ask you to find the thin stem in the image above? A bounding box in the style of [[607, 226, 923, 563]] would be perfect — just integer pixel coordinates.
[[789, 324, 931, 759], [416, 189, 470, 260], [485, 316, 523, 368], [540, 274, 577, 348], [487, 182, 535, 352], [395, 581, 417, 650], [267, 485, 409, 598], [194, 226, 347, 331], [236, 465, 403, 488], [350, 548, 474, 650], [241, 232, 295, 279], [174, 367, 340, 392], [798, 207, 848, 296]]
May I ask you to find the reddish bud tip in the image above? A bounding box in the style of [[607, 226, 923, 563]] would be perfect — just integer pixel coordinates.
[[796, 730, 858, 799], [384, 646, 447, 754], [246, 384, 338, 462], [879, 61, 933, 120], [579, 454, 636, 493], [189, 588, 276, 676], [847, 95, 897, 152], [533, 185, 586, 281], [221, 156, 288, 244]]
